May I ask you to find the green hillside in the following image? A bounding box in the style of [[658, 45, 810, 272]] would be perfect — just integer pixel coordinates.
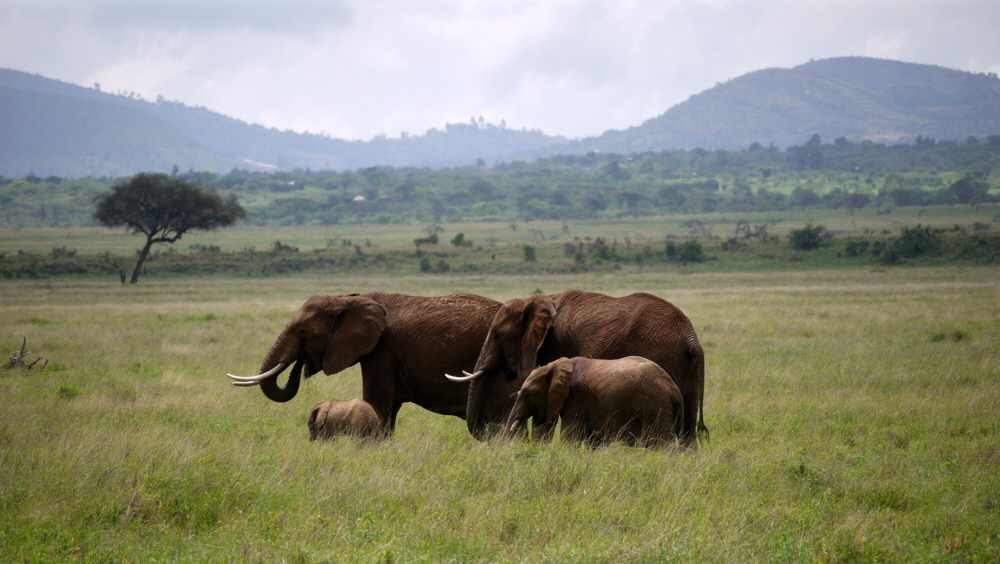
[[574, 57, 1000, 153]]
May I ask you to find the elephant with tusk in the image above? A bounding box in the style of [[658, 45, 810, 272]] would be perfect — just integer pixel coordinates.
[[228, 292, 524, 437], [451, 289, 707, 447]]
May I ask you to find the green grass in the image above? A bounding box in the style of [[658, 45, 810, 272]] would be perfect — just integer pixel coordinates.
[[1, 206, 997, 283], [2, 203, 998, 256], [1, 267, 998, 562]]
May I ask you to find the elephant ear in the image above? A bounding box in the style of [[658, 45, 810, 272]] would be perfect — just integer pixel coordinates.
[[309, 402, 328, 433], [518, 295, 556, 379], [322, 296, 387, 375], [546, 358, 573, 422]]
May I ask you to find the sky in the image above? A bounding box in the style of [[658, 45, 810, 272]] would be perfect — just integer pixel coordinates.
[[2, 0, 998, 141]]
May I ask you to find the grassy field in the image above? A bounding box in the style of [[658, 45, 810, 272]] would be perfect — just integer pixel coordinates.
[[1, 266, 998, 562], [2, 203, 997, 256]]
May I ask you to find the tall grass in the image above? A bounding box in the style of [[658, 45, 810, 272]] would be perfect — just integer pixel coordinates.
[[1, 268, 998, 562]]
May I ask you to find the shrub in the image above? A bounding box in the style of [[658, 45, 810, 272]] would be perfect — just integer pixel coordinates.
[[665, 240, 677, 260], [523, 245, 537, 262], [413, 234, 439, 248], [844, 240, 870, 257], [891, 225, 941, 259], [789, 223, 830, 250], [678, 240, 704, 263]]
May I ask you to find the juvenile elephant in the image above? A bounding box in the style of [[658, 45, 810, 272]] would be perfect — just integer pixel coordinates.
[[308, 399, 381, 441], [506, 356, 683, 448], [228, 292, 522, 436], [448, 289, 706, 446]]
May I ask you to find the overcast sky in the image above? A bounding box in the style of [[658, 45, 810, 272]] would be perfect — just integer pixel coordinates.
[[2, 1, 998, 141]]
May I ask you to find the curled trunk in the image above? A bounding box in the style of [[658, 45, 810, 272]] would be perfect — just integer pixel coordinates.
[[259, 360, 303, 402], [258, 332, 302, 403]]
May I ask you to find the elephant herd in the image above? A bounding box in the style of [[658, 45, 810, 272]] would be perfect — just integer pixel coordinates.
[[227, 289, 707, 449]]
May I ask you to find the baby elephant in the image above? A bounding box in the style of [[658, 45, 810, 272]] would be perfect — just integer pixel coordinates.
[[308, 399, 382, 441], [506, 356, 684, 448]]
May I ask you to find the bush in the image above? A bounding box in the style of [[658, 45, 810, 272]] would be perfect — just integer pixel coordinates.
[[523, 245, 537, 262], [414, 234, 439, 248], [789, 223, 830, 250], [844, 240, 870, 257], [678, 240, 704, 263], [887, 225, 941, 261]]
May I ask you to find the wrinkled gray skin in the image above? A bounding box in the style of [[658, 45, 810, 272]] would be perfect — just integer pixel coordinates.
[[466, 290, 706, 447], [308, 399, 381, 441], [507, 356, 683, 448], [241, 292, 522, 436]]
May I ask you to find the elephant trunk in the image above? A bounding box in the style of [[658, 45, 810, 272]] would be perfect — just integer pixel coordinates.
[[258, 332, 302, 403], [465, 372, 494, 441], [259, 359, 303, 403]]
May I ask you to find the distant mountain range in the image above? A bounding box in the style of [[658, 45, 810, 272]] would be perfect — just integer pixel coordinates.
[[2, 57, 998, 177]]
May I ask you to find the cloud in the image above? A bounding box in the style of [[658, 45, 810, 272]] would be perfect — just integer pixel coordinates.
[[1, 0, 998, 140]]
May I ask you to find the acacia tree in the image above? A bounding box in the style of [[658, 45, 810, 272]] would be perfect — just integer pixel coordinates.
[[93, 173, 246, 283]]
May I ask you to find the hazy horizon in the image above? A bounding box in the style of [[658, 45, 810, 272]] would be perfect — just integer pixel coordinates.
[[2, 1, 998, 142]]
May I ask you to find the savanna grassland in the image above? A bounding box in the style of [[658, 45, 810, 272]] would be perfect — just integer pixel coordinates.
[[1, 255, 998, 562]]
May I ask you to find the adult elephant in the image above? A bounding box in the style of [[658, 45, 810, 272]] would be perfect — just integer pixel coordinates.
[[228, 292, 520, 436], [448, 290, 707, 446]]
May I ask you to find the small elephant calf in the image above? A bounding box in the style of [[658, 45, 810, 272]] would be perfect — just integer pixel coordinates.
[[308, 399, 382, 441], [506, 356, 684, 448]]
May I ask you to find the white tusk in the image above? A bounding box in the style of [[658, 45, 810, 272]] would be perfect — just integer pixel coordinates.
[[445, 369, 482, 383], [227, 362, 286, 383], [231, 381, 259, 387], [509, 420, 522, 434]]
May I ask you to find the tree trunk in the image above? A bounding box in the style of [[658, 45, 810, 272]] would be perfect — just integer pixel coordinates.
[[129, 238, 155, 284]]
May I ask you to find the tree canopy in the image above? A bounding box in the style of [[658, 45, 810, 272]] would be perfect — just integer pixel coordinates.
[[93, 172, 245, 283]]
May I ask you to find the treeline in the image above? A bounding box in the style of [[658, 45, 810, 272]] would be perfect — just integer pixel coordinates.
[[0, 135, 997, 228]]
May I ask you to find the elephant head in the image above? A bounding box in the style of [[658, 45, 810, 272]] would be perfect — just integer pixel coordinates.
[[447, 294, 555, 439], [506, 357, 572, 436], [228, 294, 387, 402]]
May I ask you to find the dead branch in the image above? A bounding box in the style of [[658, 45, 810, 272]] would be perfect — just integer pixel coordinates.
[[4, 337, 47, 370]]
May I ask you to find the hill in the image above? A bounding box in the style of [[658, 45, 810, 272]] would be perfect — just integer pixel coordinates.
[[0, 69, 567, 177], [1, 57, 998, 177], [570, 57, 1000, 153]]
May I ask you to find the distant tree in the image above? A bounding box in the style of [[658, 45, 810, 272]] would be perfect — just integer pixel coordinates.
[[523, 245, 537, 262], [792, 135, 824, 170], [947, 176, 989, 204], [605, 159, 631, 181], [93, 173, 245, 284], [451, 232, 471, 247], [790, 186, 820, 207]]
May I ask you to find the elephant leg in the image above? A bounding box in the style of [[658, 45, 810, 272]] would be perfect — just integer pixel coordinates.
[[388, 402, 402, 433], [680, 391, 699, 448]]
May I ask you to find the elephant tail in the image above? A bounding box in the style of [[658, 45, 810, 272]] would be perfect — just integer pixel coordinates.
[[695, 344, 709, 443]]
